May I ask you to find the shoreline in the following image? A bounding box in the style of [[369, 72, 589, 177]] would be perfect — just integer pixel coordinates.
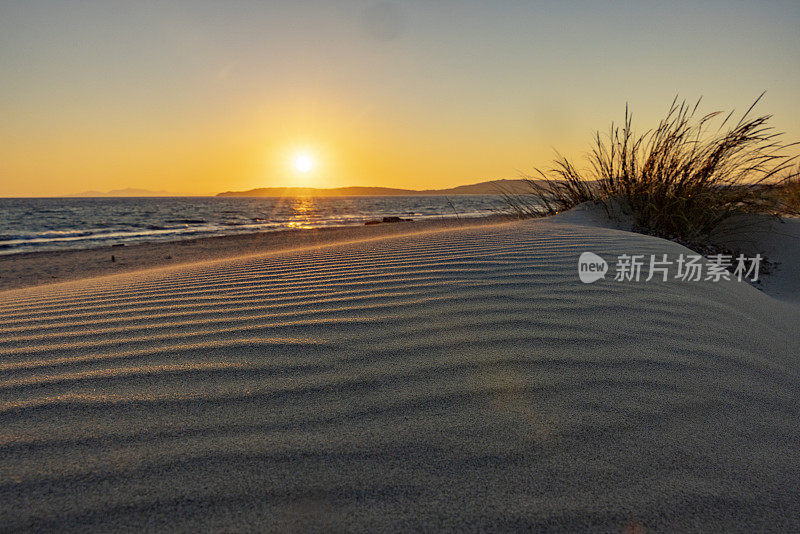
[[0, 214, 512, 292]]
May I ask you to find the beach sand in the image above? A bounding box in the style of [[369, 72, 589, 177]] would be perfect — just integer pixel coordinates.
[[0, 216, 506, 292], [1, 213, 799, 531]]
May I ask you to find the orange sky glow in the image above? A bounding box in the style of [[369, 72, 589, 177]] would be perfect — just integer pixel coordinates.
[[1, 1, 799, 197]]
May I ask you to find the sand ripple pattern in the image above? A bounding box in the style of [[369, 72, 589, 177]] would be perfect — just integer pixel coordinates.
[[1, 218, 799, 532]]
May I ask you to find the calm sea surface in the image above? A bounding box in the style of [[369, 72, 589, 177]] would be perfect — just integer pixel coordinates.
[[0, 196, 507, 255]]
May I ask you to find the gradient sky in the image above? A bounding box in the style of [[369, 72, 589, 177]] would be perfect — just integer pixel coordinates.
[[1, 1, 799, 196]]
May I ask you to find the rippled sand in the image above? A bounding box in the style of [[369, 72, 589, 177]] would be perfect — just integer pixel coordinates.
[[1, 216, 799, 531]]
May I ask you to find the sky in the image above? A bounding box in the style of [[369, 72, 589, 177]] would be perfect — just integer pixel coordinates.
[[1, 0, 799, 196]]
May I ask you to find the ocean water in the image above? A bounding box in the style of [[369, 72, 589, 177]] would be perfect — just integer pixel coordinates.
[[0, 196, 508, 254]]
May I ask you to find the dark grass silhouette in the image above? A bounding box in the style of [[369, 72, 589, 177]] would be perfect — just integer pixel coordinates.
[[506, 95, 799, 249]]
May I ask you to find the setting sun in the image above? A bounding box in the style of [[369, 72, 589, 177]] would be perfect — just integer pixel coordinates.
[[294, 154, 313, 173]]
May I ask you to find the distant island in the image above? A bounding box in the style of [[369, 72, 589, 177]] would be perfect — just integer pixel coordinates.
[[217, 179, 536, 197], [64, 179, 541, 198], [68, 188, 176, 197]]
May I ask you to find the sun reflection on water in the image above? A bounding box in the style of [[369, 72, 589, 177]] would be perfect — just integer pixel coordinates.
[[287, 197, 317, 228]]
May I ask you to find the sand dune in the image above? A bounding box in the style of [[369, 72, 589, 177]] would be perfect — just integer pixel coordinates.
[[1, 216, 799, 531]]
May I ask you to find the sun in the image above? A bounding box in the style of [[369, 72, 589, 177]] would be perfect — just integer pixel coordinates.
[[294, 153, 313, 173]]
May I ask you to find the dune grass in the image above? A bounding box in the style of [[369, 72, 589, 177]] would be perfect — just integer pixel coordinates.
[[507, 95, 799, 249], [777, 172, 800, 215]]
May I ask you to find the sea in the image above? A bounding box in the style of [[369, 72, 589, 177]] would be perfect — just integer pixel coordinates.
[[0, 196, 509, 255]]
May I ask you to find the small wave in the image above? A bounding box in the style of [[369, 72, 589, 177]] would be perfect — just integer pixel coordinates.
[[0, 229, 99, 243], [165, 219, 207, 225]]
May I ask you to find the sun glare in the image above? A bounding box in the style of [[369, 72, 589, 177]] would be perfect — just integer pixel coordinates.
[[294, 154, 313, 173]]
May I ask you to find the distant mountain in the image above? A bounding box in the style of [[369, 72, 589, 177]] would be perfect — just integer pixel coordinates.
[[68, 188, 175, 197], [217, 179, 537, 197]]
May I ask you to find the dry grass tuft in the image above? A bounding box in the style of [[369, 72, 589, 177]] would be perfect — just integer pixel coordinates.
[[508, 95, 799, 248]]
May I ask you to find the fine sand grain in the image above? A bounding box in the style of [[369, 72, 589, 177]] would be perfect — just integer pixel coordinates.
[[1, 215, 799, 531], [0, 216, 505, 292]]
